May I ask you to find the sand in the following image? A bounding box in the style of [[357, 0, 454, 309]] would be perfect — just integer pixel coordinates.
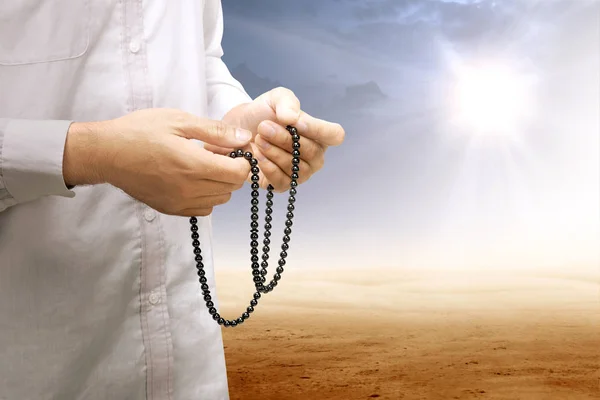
[[215, 267, 599, 399]]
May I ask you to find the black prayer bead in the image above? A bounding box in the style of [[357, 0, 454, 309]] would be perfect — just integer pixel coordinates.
[[188, 126, 301, 326]]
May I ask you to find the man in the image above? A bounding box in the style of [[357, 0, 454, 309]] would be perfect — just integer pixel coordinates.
[[0, 1, 344, 399]]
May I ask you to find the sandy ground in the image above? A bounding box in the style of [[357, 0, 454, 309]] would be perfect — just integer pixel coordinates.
[[215, 267, 599, 400]]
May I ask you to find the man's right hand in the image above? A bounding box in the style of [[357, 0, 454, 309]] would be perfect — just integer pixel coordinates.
[[63, 108, 253, 217]]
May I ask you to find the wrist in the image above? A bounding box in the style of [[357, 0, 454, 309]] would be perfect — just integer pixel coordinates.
[[63, 121, 110, 186], [222, 102, 250, 128]]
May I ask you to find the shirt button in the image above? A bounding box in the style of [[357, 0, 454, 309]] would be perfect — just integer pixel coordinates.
[[144, 209, 156, 222], [129, 40, 141, 54], [148, 292, 160, 305]]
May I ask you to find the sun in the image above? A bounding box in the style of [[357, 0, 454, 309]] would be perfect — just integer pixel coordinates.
[[452, 62, 535, 137]]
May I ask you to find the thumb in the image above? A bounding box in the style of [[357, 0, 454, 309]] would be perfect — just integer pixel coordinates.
[[183, 118, 253, 148], [263, 87, 301, 126]]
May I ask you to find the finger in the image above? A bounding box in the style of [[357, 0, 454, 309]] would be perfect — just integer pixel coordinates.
[[202, 143, 234, 156], [202, 141, 254, 159], [177, 114, 253, 148], [257, 120, 325, 169], [251, 146, 289, 192], [196, 149, 251, 185], [263, 87, 302, 126], [295, 111, 345, 147], [188, 179, 243, 197], [255, 135, 314, 183], [180, 192, 233, 214], [178, 207, 213, 217]]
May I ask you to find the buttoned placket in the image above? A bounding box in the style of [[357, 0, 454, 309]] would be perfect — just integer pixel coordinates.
[[120, 1, 174, 399]]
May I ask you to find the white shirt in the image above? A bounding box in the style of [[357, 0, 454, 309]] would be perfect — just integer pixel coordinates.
[[0, 1, 252, 399]]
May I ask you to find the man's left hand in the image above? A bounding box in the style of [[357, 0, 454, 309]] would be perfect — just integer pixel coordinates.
[[204, 87, 345, 192]]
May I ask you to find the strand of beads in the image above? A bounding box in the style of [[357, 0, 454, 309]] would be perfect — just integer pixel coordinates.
[[189, 125, 300, 327]]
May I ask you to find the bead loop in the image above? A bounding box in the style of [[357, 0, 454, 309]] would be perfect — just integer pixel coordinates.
[[189, 125, 300, 327]]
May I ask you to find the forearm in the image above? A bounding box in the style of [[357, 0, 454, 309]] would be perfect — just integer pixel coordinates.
[[0, 118, 75, 212], [0, 118, 109, 213], [205, 56, 252, 120], [63, 121, 109, 187], [203, 0, 252, 121]]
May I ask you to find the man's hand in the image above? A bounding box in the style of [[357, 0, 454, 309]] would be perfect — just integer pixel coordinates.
[[63, 108, 253, 216], [204, 87, 345, 192]]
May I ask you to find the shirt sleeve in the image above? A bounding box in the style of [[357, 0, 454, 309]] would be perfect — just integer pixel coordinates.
[[0, 118, 76, 212], [203, 0, 253, 121]]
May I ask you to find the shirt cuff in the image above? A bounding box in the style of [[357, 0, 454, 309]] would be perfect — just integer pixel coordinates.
[[2, 119, 76, 204], [207, 85, 253, 121]]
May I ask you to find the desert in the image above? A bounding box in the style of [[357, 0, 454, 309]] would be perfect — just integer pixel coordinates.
[[216, 266, 599, 399]]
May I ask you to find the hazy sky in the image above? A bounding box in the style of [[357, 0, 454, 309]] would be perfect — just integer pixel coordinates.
[[211, 0, 599, 271]]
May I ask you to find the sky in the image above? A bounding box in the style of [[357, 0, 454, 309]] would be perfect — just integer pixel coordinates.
[[210, 0, 600, 272]]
